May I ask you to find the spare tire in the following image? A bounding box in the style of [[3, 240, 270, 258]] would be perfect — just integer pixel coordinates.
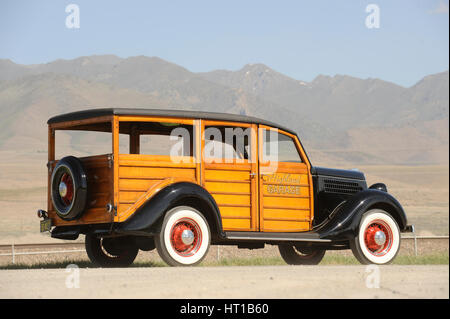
[[51, 156, 88, 221]]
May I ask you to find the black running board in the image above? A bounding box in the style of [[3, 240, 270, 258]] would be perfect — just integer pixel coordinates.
[[224, 231, 332, 243]]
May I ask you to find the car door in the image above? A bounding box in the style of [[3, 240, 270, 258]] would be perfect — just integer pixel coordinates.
[[201, 121, 259, 231], [258, 125, 314, 232]]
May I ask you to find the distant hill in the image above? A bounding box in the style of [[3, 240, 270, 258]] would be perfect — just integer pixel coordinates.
[[0, 55, 448, 165]]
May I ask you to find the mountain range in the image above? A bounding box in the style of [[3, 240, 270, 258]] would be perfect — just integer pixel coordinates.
[[0, 55, 448, 165]]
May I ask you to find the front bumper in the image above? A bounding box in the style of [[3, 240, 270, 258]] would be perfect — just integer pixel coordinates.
[[402, 224, 415, 233]]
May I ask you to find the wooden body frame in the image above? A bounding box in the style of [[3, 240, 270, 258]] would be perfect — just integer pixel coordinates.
[[47, 114, 314, 232]]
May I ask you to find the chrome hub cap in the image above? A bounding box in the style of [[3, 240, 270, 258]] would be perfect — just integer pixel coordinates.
[[374, 230, 386, 246], [59, 182, 68, 197], [181, 229, 195, 245]]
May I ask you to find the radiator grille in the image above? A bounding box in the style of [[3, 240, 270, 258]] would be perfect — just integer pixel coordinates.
[[323, 179, 363, 194]]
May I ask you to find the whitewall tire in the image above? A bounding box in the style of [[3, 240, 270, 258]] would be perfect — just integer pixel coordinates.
[[350, 209, 401, 265], [155, 206, 211, 266]]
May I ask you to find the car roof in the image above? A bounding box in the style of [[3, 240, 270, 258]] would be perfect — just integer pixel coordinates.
[[47, 108, 297, 135]]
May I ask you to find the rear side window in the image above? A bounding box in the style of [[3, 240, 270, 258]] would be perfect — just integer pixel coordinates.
[[119, 121, 194, 157], [204, 125, 252, 162], [262, 129, 302, 163]]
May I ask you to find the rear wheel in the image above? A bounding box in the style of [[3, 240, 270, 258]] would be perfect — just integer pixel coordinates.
[[85, 234, 139, 267], [350, 209, 401, 265], [155, 206, 211, 266], [278, 245, 326, 265]]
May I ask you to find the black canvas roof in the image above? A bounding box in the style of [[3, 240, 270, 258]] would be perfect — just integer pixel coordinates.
[[47, 108, 297, 135]]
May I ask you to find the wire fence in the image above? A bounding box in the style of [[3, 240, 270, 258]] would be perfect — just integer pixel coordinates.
[[0, 235, 448, 264], [0, 243, 85, 264]]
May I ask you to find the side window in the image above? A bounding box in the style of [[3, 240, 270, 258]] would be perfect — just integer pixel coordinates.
[[56, 130, 112, 159], [119, 121, 194, 157], [204, 125, 252, 161], [262, 129, 302, 163]]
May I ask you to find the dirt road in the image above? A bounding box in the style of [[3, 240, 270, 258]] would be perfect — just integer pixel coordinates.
[[0, 265, 448, 299]]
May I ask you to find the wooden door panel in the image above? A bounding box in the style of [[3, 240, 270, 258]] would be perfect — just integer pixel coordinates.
[[259, 169, 312, 232], [202, 121, 258, 231], [204, 163, 255, 231], [258, 126, 314, 232]]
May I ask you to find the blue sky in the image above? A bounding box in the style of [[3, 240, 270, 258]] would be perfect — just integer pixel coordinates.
[[0, 0, 448, 87]]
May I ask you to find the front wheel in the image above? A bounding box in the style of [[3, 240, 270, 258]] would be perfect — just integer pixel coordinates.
[[350, 209, 401, 265], [278, 245, 326, 265], [155, 206, 211, 266], [85, 234, 139, 267]]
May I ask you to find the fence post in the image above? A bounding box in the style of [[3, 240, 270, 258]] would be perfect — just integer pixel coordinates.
[[12, 243, 15, 264], [413, 232, 418, 257]]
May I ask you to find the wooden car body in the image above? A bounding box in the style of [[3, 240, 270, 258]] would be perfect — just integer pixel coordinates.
[[46, 109, 315, 233], [40, 108, 414, 266]]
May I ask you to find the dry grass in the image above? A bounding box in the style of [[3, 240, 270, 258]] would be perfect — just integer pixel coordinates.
[[1, 253, 448, 270]]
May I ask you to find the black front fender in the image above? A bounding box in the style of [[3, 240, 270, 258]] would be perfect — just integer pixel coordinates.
[[317, 189, 408, 241], [116, 182, 224, 237]]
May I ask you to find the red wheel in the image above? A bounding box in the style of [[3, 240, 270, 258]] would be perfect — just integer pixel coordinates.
[[170, 218, 203, 257], [363, 220, 393, 256], [155, 206, 210, 266], [350, 209, 400, 264], [59, 173, 74, 206], [50, 156, 87, 220]]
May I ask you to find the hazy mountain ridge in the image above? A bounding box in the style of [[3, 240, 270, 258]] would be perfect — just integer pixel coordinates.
[[0, 56, 448, 165]]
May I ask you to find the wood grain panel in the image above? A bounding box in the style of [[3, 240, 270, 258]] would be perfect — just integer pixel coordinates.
[[119, 191, 146, 204], [222, 218, 251, 230], [262, 220, 310, 232], [117, 155, 196, 220], [263, 208, 310, 221], [119, 166, 195, 179], [258, 126, 314, 232], [263, 196, 310, 209], [218, 206, 252, 219], [119, 178, 162, 191], [212, 194, 251, 206], [204, 165, 255, 231], [204, 181, 251, 193], [204, 169, 250, 182]]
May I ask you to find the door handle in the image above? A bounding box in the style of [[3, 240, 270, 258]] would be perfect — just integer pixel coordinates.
[[250, 173, 270, 178]]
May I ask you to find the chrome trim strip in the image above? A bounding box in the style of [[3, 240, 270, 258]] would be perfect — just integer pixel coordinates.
[[225, 235, 332, 242]]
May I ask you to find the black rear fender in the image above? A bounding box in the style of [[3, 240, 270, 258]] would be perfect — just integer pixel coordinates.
[[116, 182, 224, 239]]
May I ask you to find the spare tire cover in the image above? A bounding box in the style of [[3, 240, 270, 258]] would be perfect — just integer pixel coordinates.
[[51, 156, 88, 221]]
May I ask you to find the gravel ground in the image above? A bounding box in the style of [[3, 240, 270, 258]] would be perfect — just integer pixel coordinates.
[[0, 265, 447, 299]]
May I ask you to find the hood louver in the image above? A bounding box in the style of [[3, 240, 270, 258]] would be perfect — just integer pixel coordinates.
[[323, 178, 364, 194]]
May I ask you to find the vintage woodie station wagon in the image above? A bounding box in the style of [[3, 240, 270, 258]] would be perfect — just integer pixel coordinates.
[[38, 108, 414, 266]]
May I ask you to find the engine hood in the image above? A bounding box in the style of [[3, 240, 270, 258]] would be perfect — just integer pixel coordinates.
[[311, 166, 365, 181]]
